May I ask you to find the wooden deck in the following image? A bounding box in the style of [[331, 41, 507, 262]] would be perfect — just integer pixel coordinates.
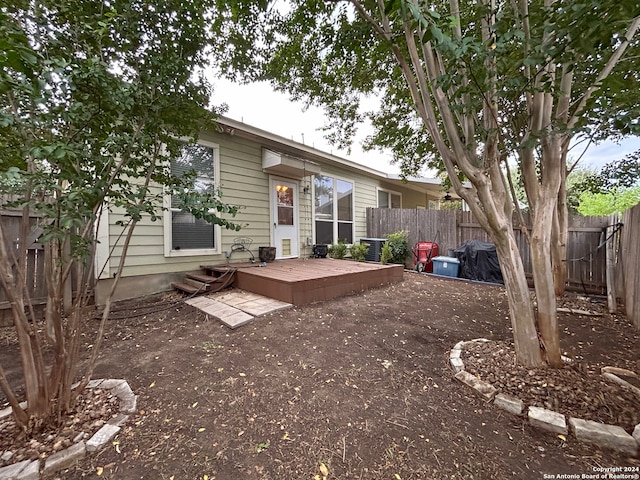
[[205, 258, 403, 305]]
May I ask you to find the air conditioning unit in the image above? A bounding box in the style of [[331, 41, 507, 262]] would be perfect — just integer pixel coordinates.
[[360, 238, 387, 262]]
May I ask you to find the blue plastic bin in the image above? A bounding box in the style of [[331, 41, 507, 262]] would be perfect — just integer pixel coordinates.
[[432, 256, 460, 277]]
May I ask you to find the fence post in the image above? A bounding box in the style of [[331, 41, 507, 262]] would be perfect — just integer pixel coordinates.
[[606, 214, 617, 314]]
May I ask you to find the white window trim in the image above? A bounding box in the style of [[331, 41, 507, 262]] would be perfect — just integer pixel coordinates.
[[94, 202, 111, 279], [376, 187, 402, 208], [312, 174, 355, 245], [163, 139, 222, 257]]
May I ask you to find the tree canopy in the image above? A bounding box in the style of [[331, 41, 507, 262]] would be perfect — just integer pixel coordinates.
[[212, 1, 640, 176], [0, 0, 239, 431]]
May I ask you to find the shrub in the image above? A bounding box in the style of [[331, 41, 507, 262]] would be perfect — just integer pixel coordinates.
[[328, 241, 347, 259], [349, 243, 368, 262], [385, 230, 411, 264], [380, 242, 392, 264]]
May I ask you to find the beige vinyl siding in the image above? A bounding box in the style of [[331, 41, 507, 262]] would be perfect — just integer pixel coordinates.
[[104, 127, 435, 278], [297, 178, 314, 257], [107, 130, 273, 277], [215, 132, 271, 257], [377, 182, 427, 208], [402, 189, 428, 208]]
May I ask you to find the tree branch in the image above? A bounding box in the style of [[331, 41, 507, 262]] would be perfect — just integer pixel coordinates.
[[568, 15, 640, 129]]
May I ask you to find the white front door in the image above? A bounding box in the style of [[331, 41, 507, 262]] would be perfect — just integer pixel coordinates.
[[271, 178, 299, 259]]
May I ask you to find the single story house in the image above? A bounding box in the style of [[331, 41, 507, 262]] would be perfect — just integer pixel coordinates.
[[94, 116, 452, 303]]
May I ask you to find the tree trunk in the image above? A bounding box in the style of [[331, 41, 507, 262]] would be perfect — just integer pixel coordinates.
[[0, 222, 48, 428], [552, 164, 569, 297], [462, 170, 545, 367], [493, 232, 545, 367], [530, 189, 563, 367]]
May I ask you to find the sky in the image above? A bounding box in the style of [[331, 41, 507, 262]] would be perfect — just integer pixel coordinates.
[[211, 78, 640, 177]]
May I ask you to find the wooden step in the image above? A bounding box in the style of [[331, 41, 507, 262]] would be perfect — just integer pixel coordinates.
[[171, 282, 200, 295], [183, 277, 211, 292], [201, 263, 252, 275], [186, 272, 223, 284]]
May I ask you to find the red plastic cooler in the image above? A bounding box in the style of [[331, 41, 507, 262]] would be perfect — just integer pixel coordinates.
[[413, 242, 439, 273]]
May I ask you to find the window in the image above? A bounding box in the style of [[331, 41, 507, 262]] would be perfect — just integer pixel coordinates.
[[377, 188, 401, 208], [314, 175, 353, 244], [164, 141, 220, 256]]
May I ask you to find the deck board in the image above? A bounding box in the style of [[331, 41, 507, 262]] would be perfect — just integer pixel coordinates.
[[217, 258, 403, 305]]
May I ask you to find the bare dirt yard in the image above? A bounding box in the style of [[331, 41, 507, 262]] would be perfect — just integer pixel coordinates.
[[2, 271, 640, 480]]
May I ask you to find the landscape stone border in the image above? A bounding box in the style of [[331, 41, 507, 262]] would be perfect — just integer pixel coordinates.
[[450, 339, 640, 457], [0, 379, 136, 480]]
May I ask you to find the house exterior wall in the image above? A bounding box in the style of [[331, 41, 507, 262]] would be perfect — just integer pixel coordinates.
[[95, 128, 435, 303], [104, 130, 270, 279], [377, 181, 429, 209]]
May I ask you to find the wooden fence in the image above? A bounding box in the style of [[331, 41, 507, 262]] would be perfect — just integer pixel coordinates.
[[0, 207, 88, 326], [366, 208, 609, 293], [0, 210, 47, 325], [618, 204, 640, 329]]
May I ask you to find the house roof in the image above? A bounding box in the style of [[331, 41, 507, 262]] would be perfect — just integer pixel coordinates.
[[215, 116, 457, 199]]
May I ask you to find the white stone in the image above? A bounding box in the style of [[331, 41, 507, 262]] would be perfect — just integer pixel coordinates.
[[15, 460, 39, 480], [112, 381, 134, 399], [86, 424, 121, 453], [450, 357, 465, 373], [86, 379, 104, 388], [0, 408, 11, 422], [0, 403, 26, 422], [0, 459, 32, 480], [0, 451, 14, 462], [107, 413, 130, 427], [119, 393, 137, 414], [528, 406, 567, 435], [454, 370, 497, 401], [494, 393, 524, 416], [633, 423, 640, 444], [449, 348, 462, 360], [95, 379, 126, 390], [43, 442, 86, 474], [570, 418, 638, 456], [453, 341, 466, 350]]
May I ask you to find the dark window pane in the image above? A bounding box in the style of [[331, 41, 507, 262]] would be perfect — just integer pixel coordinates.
[[169, 142, 216, 250], [391, 193, 401, 208], [278, 206, 294, 225], [338, 222, 353, 244], [315, 220, 333, 245], [172, 212, 214, 250]]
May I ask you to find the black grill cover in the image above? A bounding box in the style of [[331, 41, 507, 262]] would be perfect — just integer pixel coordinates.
[[453, 240, 503, 284]]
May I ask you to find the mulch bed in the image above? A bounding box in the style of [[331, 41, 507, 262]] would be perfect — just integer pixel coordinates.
[[462, 340, 640, 431], [0, 388, 119, 468]]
